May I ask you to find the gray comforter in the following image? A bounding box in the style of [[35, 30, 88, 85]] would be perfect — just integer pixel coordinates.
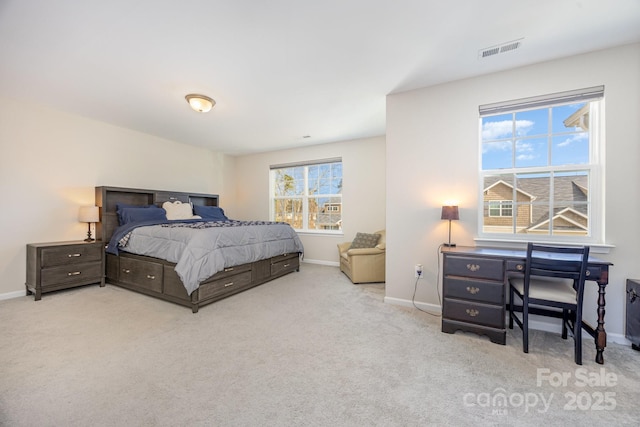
[[120, 221, 304, 295]]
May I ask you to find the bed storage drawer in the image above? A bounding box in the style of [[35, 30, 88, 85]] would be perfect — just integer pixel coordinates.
[[118, 257, 163, 293], [271, 253, 299, 276], [198, 270, 253, 300]]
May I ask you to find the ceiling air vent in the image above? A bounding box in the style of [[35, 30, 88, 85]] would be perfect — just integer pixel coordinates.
[[479, 38, 523, 59]]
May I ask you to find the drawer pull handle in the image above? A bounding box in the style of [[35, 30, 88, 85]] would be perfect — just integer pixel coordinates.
[[68, 253, 82, 258], [466, 264, 480, 272], [466, 308, 479, 317], [169, 197, 178, 200], [224, 267, 234, 272], [586, 270, 591, 277], [466, 286, 480, 295], [67, 271, 81, 276], [147, 275, 155, 280], [224, 282, 234, 287], [122, 269, 131, 274], [516, 264, 524, 271], [283, 263, 290, 268]]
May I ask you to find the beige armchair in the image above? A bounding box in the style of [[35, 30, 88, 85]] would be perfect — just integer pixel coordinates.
[[337, 230, 386, 283]]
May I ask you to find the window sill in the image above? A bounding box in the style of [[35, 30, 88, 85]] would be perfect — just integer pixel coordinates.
[[474, 238, 615, 254], [296, 230, 344, 237]]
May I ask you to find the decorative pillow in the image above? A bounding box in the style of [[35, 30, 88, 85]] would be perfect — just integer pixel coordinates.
[[119, 207, 167, 225], [350, 232, 381, 249], [162, 201, 195, 220], [193, 205, 228, 221], [116, 203, 159, 225]]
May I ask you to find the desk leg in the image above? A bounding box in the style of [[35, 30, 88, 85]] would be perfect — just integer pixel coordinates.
[[595, 275, 608, 364]]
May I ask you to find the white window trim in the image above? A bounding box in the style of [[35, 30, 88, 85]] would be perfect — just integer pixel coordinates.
[[477, 88, 607, 247], [269, 159, 343, 234]]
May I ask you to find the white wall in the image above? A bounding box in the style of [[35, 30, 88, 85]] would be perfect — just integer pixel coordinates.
[[386, 43, 640, 339], [234, 136, 386, 264], [0, 97, 236, 297]]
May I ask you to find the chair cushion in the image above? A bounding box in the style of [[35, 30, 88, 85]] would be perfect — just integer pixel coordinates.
[[350, 232, 380, 249], [510, 276, 577, 305]]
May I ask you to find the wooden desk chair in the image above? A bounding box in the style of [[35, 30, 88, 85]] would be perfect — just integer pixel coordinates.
[[508, 243, 590, 364]]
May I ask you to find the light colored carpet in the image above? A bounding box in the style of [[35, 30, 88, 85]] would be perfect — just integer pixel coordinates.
[[1, 263, 638, 426]]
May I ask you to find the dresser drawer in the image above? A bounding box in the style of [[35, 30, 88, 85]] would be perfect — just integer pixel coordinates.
[[41, 244, 102, 267], [119, 257, 163, 293], [41, 262, 102, 287], [443, 277, 504, 305], [443, 299, 504, 329], [199, 270, 253, 300], [444, 256, 504, 281]]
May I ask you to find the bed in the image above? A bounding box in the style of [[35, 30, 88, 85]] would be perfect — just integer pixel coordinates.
[[96, 186, 303, 312]]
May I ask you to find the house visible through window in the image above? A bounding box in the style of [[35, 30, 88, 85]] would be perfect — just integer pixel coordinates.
[[479, 86, 604, 243], [270, 159, 342, 232]]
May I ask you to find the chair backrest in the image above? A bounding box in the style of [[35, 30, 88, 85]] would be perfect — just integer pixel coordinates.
[[524, 243, 590, 302]]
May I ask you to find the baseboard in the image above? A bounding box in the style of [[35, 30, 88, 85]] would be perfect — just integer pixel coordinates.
[[384, 296, 631, 346], [301, 259, 339, 267], [0, 290, 27, 301]]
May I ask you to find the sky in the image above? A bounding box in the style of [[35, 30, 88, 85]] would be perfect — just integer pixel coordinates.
[[481, 103, 589, 170]]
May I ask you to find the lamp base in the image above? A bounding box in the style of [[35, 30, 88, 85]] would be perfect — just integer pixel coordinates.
[[443, 243, 457, 247], [84, 223, 94, 242]]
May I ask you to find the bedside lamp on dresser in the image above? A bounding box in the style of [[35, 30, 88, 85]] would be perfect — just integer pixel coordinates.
[[78, 205, 99, 242]]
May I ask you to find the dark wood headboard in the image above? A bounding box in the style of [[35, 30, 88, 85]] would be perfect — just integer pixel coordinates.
[[95, 186, 219, 244]]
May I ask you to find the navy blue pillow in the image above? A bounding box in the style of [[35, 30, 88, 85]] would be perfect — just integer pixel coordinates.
[[116, 203, 159, 225], [193, 205, 228, 221], [119, 207, 167, 225]]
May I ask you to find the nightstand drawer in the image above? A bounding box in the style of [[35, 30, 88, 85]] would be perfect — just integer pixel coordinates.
[[41, 244, 102, 267], [443, 299, 504, 329], [443, 277, 504, 304], [119, 257, 163, 293], [444, 256, 504, 281], [26, 240, 104, 300], [41, 262, 102, 287]]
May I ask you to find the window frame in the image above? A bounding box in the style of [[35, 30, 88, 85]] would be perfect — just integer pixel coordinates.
[[269, 158, 343, 234], [477, 87, 605, 246]]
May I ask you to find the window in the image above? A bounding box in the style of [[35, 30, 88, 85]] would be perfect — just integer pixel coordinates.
[[270, 159, 342, 233], [489, 201, 513, 217], [479, 86, 604, 243]]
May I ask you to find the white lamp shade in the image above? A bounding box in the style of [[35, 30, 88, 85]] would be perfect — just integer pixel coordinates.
[[78, 206, 99, 223]]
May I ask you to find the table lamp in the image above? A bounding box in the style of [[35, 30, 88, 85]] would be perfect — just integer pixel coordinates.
[[441, 205, 459, 247], [78, 206, 99, 242]]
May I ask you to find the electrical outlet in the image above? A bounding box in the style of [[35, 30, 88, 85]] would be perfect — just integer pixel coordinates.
[[415, 264, 423, 279]]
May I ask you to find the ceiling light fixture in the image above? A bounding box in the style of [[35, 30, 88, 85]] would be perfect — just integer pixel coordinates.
[[185, 94, 215, 113]]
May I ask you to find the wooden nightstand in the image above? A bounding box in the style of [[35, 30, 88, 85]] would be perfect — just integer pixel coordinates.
[[26, 240, 105, 300]]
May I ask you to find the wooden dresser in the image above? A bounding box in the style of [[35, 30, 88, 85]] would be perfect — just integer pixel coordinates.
[[26, 240, 104, 300], [441, 250, 507, 344]]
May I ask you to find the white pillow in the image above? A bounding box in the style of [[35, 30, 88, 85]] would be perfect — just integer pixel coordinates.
[[162, 201, 195, 220]]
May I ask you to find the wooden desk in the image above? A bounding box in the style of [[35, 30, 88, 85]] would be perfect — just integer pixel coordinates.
[[441, 246, 612, 364]]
